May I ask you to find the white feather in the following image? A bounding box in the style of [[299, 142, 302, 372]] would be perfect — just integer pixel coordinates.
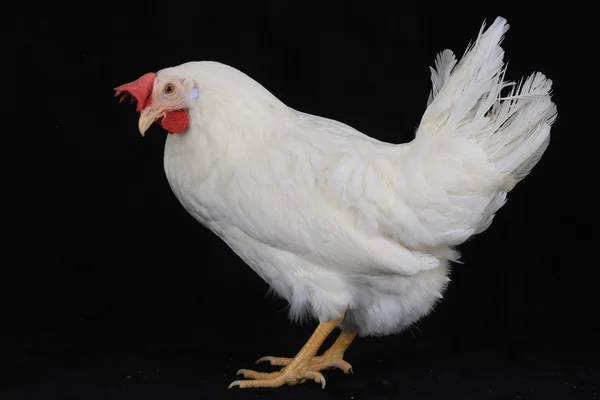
[[427, 49, 457, 107], [155, 17, 556, 336]]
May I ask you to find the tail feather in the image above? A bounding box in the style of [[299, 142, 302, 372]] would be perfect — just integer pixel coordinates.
[[395, 17, 557, 248], [427, 49, 457, 107], [419, 16, 557, 186], [484, 72, 557, 184]]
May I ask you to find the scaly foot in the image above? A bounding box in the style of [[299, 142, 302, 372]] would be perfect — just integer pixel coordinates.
[[230, 366, 326, 389], [228, 315, 346, 389], [255, 331, 357, 374]]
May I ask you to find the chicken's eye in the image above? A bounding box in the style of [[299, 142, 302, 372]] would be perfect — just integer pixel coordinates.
[[164, 83, 176, 95]]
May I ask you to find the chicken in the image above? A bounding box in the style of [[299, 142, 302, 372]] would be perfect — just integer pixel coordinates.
[[115, 16, 557, 389]]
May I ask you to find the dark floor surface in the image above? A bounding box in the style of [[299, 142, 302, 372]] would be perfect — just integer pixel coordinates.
[[1, 323, 597, 400]]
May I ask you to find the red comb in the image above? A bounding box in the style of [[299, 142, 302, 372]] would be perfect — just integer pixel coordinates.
[[114, 72, 156, 112]]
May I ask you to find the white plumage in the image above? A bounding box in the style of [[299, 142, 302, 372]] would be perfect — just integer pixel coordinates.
[[129, 17, 557, 338]]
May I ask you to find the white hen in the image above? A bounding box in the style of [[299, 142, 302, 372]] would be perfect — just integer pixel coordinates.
[[115, 16, 556, 389]]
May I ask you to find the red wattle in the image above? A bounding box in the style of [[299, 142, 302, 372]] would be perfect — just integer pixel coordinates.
[[158, 110, 190, 134]]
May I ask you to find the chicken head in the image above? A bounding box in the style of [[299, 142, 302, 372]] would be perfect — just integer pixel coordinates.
[[114, 72, 193, 135]]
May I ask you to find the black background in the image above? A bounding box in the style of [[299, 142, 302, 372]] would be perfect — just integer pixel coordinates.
[[3, 2, 596, 399]]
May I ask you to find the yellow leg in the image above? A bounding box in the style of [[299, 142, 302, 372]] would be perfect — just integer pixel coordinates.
[[229, 314, 344, 389], [257, 331, 357, 374]]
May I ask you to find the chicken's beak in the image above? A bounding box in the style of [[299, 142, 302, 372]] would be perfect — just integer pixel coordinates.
[[138, 108, 165, 137]]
